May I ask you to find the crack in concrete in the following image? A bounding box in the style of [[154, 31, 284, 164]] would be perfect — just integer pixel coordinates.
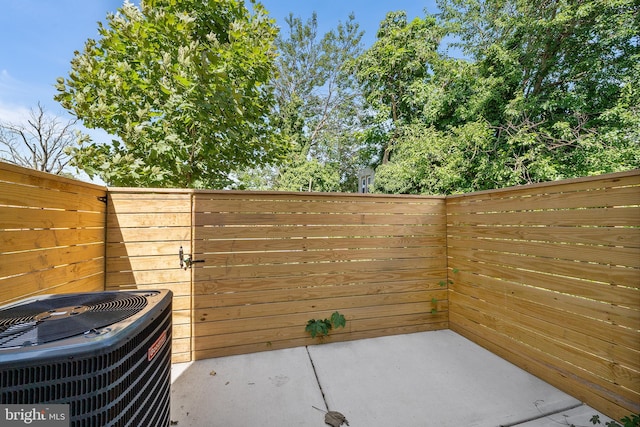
[[305, 345, 330, 412], [500, 402, 586, 427]]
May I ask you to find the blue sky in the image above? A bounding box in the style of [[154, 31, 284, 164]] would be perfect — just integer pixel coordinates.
[[0, 0, 438, 124]]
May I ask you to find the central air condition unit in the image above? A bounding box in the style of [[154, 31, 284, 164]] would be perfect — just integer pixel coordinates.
[[0, 289, 173, 427]]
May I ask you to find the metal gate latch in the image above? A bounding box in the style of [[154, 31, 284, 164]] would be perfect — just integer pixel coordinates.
[[179, 246, 204, 270]]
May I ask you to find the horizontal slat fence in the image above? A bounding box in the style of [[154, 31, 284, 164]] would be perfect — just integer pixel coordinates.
[[105, 189, 192, 363], [191, 191, 448, 359], [446, 170, 640, 419], [3, 162, 638, 420], [0, 162, 106, 305]]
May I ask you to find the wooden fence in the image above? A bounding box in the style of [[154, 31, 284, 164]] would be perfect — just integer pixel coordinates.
[[447, 171, 640, 419], [105, 189, 193, 363], [1, 162, 638, 419], [191, 191, 448, 359], [0, 162, 106, 304], [103, 189, 448, 361]]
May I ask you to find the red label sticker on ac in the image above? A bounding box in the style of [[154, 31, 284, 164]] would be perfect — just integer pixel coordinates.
[[148, 330, 168, 361]]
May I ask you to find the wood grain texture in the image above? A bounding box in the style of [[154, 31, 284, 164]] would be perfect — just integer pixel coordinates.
[[447, 170, 640, 419], [105, 189, 193, 363], [0, 162, 106, 305], [191, 191, 449, 361], [3, 162, 639, 418]]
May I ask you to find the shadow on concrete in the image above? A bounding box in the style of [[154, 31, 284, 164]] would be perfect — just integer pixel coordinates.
[[170, 330, 613, 427]]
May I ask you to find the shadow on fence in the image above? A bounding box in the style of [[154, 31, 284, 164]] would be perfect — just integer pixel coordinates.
[[1, 161, 638, 418]]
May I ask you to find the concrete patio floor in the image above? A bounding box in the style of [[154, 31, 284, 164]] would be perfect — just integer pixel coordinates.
[[170, 330, 615, 427]]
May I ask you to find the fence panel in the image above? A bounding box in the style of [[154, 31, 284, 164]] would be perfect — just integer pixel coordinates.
[[0, 162, 107, 305], [3, 162, 638, 421], [446, 170, 640, 419], [105, 189, 192, 363], [191, 191, 448, 359]]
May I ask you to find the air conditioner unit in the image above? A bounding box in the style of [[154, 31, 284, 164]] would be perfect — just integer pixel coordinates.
[[0, 289, 172, 427]]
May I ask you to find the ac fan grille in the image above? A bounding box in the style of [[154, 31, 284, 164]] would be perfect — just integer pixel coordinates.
[[0, 292, 171, 427], [0, 293, 149, 349]]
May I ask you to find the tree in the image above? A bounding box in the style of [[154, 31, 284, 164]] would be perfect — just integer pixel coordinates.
[[372, 121, 498, 194], [0, 103, 88, 175], [260, 12, 367, 192], [368, 1, 639, 194], [55, 0, 285, 188], [353, 12, 446, 164], [436, 0, 640, 184]]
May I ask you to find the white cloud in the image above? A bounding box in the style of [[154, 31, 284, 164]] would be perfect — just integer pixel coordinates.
[[0, 94, 110, 186], [0, 68, 36, 97], [0, 69, 116, 143], [0, 69, 61, 122], [0, 100, 31, 125]]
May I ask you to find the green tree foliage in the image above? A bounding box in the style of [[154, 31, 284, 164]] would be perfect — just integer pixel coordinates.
[[55, 0, 284, 188], [353, 12, 446, 164], [449, 0, 640, 183], [374, 121, 498, 194], [257, 12, 367, 192], [368, 0, 639, 194]]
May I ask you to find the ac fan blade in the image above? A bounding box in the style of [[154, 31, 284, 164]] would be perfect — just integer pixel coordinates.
[[0, 321, 38, 347], [31, 310, 140, 345], [0, 292, 148, 347], [0, 293, 118, 322]]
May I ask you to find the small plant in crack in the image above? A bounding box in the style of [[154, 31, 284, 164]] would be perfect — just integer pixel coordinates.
[[533, 400, 639, 427], [306, 311, 346, 339]]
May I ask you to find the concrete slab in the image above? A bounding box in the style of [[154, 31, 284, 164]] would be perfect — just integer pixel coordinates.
[[307, 330, 583, 427], [170, 330, 613, 427], [170, 346, 325, 426]]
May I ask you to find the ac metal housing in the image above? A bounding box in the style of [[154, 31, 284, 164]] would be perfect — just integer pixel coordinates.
[[0, 289, 172, 427]]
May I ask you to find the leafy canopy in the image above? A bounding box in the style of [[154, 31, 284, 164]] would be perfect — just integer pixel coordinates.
[[353, 12, 445, 164], [56, 0, 285, 188], [369, 0, 639, 194]]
